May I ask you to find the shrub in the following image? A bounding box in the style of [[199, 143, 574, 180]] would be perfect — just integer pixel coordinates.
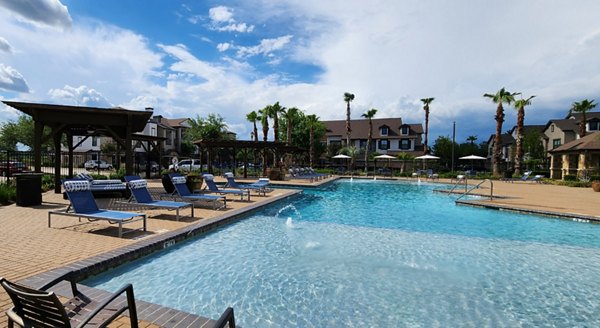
[[563, 174, 577, 181], [109, 168, 126, 180], [0, 182, 16, 205], [590, 175, 600, 181], [41, 174, 54, 192]]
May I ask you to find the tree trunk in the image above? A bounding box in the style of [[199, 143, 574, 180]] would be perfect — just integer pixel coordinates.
[[514, 108, 525, 176], [424, 107, 429, 154], [493, 104, 504, 176], [346, 103, 351, 146]]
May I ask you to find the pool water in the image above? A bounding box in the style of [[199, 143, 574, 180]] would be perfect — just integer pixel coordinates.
[[86, 180, 600, 327]]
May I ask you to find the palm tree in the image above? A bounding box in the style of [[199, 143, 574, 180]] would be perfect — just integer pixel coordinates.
[[466, 135, 478, 155], [344, 92, 355, 147], [361, 108, 378, 172], [483, 88, 519, 176], [306, 114, 320, 167], [571, 99, 597, 138], [270, 102, 285, 142], [258, 106, 270, 175], [396, 152, 414, 173], [283, 107, 299, 145], [420, 97, 434, 154], [513, 95, 536, 176], [246, 111, 259, 142]]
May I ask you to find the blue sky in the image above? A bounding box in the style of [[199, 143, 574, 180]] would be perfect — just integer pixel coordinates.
[[1, 0, 600, 145]]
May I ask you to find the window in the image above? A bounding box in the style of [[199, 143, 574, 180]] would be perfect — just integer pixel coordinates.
[[379, 139, 389, 150], [552, 138, 561, 149], [380, 126, 389, 136], [359, 140, 368, 150], [551, 125, 554, 132], [166, 131, 172, 146], [401, 126, 409, 135], [92, 136, 98, 147], [151, 127, 156, 136], [400, 139, 411, 150], [589, 121, 599, 131]]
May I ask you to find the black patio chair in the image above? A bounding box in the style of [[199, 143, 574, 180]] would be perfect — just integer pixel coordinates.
[[1, 271, 138, 328]]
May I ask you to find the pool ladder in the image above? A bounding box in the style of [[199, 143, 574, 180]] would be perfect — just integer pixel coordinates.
[[454, 179, 494, 201]]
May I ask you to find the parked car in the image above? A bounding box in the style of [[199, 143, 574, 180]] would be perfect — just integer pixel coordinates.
[[168, 159, 203, 172], [0, 161, 29, 176], [84, 160, 113, 170], [135, 161, 160, 172]]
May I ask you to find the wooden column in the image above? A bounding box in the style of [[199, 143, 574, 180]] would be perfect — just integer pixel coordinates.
[[53, 130, 62, 194]]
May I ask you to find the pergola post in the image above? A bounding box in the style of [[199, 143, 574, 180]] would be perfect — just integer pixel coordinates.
[[33, 119, 43, 173]]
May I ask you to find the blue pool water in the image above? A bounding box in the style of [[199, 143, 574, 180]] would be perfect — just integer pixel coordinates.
[[86, 180, 600, 327]]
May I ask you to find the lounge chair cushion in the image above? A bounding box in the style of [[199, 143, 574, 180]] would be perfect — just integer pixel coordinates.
[[171, 176, 187, 184], [64, 180, 91, 192], [128, 179, 147, 190]]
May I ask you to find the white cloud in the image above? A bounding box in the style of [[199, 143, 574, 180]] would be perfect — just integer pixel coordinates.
[[236, 35, 293, 58], [209, 6, 234, 23], [0, 64, 29, 93], [48, 85, 112, 107], [217, 42, 231, 52], [208, 5, 254, 33], [0, 0, 71, 29], [0, 37, 13, 53]]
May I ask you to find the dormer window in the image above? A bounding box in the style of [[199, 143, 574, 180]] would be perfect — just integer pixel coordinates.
[[380, 126, 389, 136], [401, 126, 409, 135]]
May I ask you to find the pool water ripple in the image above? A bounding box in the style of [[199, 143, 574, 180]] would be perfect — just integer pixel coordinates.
[[86, 180, 600, 327]]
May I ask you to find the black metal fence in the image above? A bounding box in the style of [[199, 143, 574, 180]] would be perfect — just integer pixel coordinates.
[[0, 150, 162, 182]]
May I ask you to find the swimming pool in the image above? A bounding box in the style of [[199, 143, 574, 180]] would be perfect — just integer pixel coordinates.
[[86, 179, 600, 327]]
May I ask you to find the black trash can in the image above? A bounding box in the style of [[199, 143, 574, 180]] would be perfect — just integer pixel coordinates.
[[15, 173, 43, 207]]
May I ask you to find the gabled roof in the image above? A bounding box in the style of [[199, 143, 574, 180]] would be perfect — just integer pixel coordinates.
[[508, 124, 545, 135], [323, 118, 422, 138], [164, 118, 191, 128], [550, 132, 600, 153], [544, 119, 579, 133], [565, 111, 600, 120], [487, 133, 515, 146]]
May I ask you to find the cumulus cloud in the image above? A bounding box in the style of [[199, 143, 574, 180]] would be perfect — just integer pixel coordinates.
[[0, 37, 13, 53], [236, 35, 293, 58], [48, 85, 112, 107], [0, 64, 29, 92], [0, 0, 72, 29], [208, 5, 254, 33]]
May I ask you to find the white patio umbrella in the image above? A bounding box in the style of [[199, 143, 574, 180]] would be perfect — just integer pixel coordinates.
[[332, 154, 352, 173], [459, 154, 486, 171], [415, 154, 440, 171], [374, 154, 395, 174]]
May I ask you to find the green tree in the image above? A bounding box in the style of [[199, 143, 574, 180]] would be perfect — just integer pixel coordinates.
[[0, 115, 55, 150], [344, 92, 355, 147], [258, 106, 270, 142], [269, 102, 285, 142], [483, 88, 519, 176], [282, 107, 300, 145], [246, 111, 259, 142], [361, 108, 378, 172], [420, 97, 435, 154], [513, 95, 536, 175], [431, 135, 457, 170], [571, 99, 597, 138], [306, 114, 320, 167], [339, 145, 359, 172], [466, 135, 477, 153], [396, 152, 414, 173]]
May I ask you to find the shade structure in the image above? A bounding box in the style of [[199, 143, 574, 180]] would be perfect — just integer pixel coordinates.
[[415, 154, 440, 160], [332, 154, 352, 159], [458, 155, 486, 160], [374, 154, 395, 159]]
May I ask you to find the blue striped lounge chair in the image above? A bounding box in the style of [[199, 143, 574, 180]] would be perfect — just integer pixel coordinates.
[[169, 175, 227, 209], [124, 176, 194, 221], [203, 174, 250, 201], [49, 180, 146, 238], [223, 172, 270, 196]]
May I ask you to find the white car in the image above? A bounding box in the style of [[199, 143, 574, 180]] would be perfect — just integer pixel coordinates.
[[84, 160, 113, 170], [168, 159, 203, 172]]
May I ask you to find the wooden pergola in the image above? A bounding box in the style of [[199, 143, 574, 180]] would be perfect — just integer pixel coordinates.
[[3, 101, 153, 193], [194, 139, 305, 177]]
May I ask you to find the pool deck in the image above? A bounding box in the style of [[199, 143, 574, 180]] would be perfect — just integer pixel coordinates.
[[0, 175, 598, 327]]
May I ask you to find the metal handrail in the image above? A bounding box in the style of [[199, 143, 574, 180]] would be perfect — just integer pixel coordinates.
[[213, 307, 236, 328], [456, 179, 493, 201], [448, 177, 468, 194]]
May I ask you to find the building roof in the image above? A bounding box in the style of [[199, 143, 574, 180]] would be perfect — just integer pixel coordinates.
[[164, 118, 191, 128], [565, 111, 600, 120], [550, 132, 600, 153], [487, 133, 515, 146], [323, 118, 423, 138], [544, 118, 579, 133]]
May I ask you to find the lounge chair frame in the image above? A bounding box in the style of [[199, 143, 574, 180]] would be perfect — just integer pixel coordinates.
[[166, 174, 228, 209], [49, 180, 147, 238], [1, 271, 138, 328], [120, 176, 194, 221]]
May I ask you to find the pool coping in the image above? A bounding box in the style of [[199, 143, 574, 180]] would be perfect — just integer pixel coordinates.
[[455, 199, 600, 223], [18, 189, 304, 327]]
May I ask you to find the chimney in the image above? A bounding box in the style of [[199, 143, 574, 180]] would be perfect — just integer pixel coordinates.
[[145, 107, 154, 112]]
